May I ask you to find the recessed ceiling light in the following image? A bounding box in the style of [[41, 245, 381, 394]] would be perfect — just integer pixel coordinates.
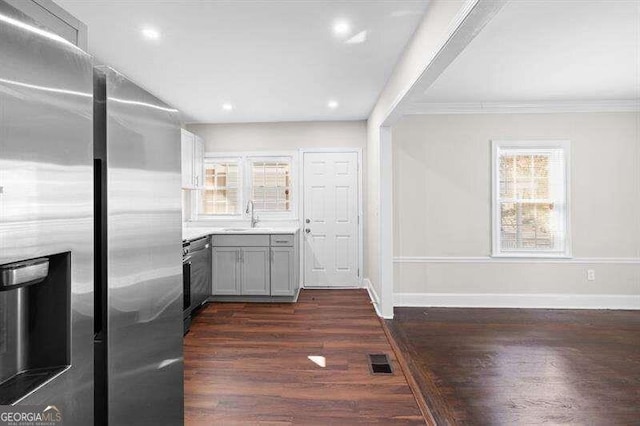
[[222, 103, 234, 111], [332, 19, 351, 37], [328, 100, 339, 109], [141, 27, 160, 41]]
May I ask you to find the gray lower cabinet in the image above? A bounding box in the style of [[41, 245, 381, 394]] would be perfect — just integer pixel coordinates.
[[212, 247, 241, 295], [240, 247, 270, 295], [270, 247, 295, 296], [212, 233, 299, 298]]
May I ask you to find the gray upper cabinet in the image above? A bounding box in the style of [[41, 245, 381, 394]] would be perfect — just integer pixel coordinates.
[[271, 246, 296, 296], [240, 247, 270, 295], [212, 247, 240, 295]]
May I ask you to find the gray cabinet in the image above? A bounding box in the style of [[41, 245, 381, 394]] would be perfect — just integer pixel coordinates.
[[271, 247, 296, 296], [212, 246, 270, 296], [212, 247, 240, 295], [240, 247, 270, 295], [212, 232, 299, 298]]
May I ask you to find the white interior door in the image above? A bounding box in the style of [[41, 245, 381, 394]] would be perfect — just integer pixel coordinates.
[[303, 152, 359, 287]]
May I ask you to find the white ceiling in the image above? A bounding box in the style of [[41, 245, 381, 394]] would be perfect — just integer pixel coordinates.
[[55, 0, 429, 123], [418, 0, 640, 106]]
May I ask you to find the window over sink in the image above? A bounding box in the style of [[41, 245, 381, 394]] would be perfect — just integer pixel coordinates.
[[197, 153, 296, 220], [249, 158, 292, 213], [201, 159, 241, 216]]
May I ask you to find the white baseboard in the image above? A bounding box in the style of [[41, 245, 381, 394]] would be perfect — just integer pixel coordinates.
[[364, 278, 386, 318], [394, 292, 640, 310]]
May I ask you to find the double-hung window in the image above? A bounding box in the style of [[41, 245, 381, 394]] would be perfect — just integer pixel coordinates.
[[200, 159, 241, 216], [197, 154, 295, 219], [248, 158, 292, 213], [492, 140, 570, 257]]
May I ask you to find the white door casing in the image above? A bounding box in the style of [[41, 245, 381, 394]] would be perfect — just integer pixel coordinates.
[[303, 152, 359, 287]]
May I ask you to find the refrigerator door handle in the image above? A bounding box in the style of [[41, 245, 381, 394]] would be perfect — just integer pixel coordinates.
[[94, 158, 105, 338]]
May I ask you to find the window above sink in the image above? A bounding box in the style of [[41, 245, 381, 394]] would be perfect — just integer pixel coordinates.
[[195, 151, 298, 222]]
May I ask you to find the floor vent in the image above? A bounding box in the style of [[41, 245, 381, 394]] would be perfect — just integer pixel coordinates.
[[368, 353, 393, 374]]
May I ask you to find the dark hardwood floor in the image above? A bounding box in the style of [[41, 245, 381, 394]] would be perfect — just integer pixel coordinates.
[[386, 308, 640, 425], [184, 289, 424, 425]]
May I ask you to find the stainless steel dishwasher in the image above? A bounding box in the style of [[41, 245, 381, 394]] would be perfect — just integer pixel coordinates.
[[183, 236, 211, 334]]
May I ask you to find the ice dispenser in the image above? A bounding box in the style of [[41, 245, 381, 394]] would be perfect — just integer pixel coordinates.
[[0, 252, 71, 405], [0, 258, 49, 290]]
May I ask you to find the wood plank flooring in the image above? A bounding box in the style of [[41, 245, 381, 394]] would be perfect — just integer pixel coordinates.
[[184, 289, 424, 425], [386, 308, 640, 425]]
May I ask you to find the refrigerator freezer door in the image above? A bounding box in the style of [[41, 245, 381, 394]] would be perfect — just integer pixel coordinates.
[[95, 66, 184, 425], [0, 0, 94, 424]]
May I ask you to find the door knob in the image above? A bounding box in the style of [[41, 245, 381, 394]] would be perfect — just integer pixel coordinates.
[[305, 228, 311, 234], [305, 219, 310, 224]]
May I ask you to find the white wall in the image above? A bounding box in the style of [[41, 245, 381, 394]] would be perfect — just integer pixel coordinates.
[[187, 121, 366, 152], [393, 112, 640, 304], [365, 0, 470, 316], [185, 120, 367, 237]]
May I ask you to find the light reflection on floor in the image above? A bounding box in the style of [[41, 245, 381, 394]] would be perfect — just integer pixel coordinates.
[[307, 355, 326, 368]]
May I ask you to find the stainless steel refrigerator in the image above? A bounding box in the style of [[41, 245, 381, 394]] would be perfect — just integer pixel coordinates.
[[93, 66, 184, 425], [0, 1, 184, 424], [0, 0, 95, 422]]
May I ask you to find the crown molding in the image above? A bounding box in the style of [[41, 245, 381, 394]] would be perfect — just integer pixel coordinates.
[[405, 100, 640, 115]]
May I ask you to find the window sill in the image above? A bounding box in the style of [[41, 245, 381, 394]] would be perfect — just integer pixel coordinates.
[[190, 216, 242, 221], [491, 253, 573, 259], [190, 215, 299, 222]]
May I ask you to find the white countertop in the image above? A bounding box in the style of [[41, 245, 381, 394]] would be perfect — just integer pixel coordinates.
[[183, 226, 300, 242]]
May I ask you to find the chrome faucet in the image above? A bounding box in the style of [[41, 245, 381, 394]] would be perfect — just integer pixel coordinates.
[[246, 200, 259, 228]]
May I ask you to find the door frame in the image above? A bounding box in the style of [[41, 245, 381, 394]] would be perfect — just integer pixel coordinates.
[[299, 148, 364, 288]]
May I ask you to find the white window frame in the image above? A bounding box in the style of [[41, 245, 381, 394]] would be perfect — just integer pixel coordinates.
[[198, 151, 298, 221], [491, 140, 572, 258], [198, 157, 244, 219], [246, 155, 297, 220]]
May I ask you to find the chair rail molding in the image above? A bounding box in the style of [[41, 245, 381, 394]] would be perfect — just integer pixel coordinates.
[[393, 256, 640, 264]]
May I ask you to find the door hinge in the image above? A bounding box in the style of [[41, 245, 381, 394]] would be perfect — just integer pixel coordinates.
[[357, 268, 360, 277]]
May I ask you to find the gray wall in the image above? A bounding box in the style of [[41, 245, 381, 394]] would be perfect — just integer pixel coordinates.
[[393, 112, 640, 297]]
